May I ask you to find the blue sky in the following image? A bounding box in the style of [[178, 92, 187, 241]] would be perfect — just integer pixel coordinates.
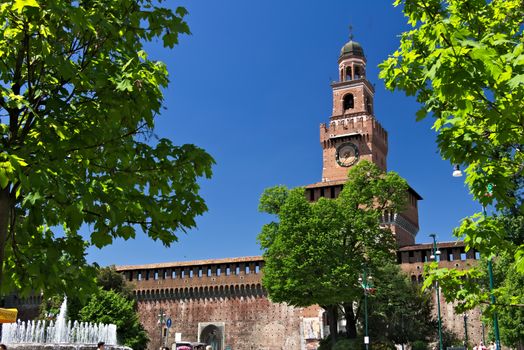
[[86, 1, 480, 267]]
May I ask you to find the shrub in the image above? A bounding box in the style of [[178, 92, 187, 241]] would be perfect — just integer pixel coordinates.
[[412, 340, 428, 350]]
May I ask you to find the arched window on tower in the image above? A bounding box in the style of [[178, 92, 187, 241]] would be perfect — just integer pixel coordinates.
[[343, 94, 354, 110], [345, 66, 352, 81], [340, 69, 343, 81], [354, 65, 363, 79]]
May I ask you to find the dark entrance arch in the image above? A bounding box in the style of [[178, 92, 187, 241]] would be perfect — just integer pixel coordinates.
[[200, 324, 222, 350]]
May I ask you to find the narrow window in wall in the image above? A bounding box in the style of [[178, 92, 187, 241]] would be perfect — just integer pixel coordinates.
[[255, 264, 260, 273], [365, 95, 373, 114], [216, 267, 221, 276], [172, 270, 176, 279], [145, 271, 149, 280], [226, 266, 231, 275], [330, 187, 335, 199], [198, 268, 202, 277], [245, 265, 250, 274], [128, 272, 133, 281], [235, 265, 240, 275], [137, 272, 142, 281], [189, 270, 194, 278], [320, 188, 325, 198], [309, 189, 314, 201]]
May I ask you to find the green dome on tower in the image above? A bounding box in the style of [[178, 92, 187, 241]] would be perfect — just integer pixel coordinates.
[[340, 39, 365, 58]]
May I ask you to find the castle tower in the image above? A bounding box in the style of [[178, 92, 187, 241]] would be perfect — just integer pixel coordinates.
[[305, 35, 421, 246], [321, 38, 388, 181]]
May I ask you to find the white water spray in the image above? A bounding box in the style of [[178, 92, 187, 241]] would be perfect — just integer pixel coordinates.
[[1, 297, 117, 345]]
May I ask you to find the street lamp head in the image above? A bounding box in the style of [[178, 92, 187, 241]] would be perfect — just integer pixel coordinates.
[[430, 254, 435, 260], [368, 276, 373, 281], [453, 164, 463, 177], [358, 277, 363, 283], [436, 250, 441, 255], [429, 233, 436, 239]]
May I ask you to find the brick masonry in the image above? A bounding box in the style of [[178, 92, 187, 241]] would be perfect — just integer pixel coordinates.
[[117, 257, 323, 350]]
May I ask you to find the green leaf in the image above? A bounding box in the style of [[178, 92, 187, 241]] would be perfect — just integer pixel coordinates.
[[508, 74, 524, 88], [12, 0, 39, 12]]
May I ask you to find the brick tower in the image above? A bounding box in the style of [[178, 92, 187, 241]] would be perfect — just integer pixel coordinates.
[[305, 36, 421, 247]]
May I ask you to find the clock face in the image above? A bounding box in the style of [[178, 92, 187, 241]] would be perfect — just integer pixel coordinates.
[[336, 142, 359, 167]]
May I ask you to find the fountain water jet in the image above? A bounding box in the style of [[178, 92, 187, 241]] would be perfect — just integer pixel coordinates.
[[0, 297, 129, 350]]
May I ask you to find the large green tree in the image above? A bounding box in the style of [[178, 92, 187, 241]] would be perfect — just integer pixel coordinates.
[[379, 0, 524, 326], [258, 161, 408, 343], [0, 0, 214, 297]]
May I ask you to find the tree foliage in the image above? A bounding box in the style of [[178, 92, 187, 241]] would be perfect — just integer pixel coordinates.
[[379, 0, 524, 268], [0, 0, 214, 297], [258, 161, 408, 341], [368, 263, 436, 346], [492, 252, 524, 348], [79, 289, 149, 350], [97, 265, 134, 298], [380, 0, 523, 211], [380, 0, 524, 333]]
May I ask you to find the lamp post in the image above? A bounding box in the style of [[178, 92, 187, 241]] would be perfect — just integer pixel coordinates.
[[359, 271, 373, 350], [463, 313, 468, 349], [429, 233, 443, 350], [158, 308, 167, 348], [487, 258, 501, 350]]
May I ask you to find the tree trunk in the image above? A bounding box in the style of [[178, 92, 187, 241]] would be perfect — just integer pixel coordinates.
[[0, 187, 11, 289], [343, 302, 358, 339], [324, 304, 338, 346]]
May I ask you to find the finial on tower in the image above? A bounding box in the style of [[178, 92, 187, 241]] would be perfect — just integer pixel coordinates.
[[340, 25, 365, 60]]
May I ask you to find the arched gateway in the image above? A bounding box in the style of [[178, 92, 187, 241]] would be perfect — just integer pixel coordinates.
[[199, 324, 223, 350]]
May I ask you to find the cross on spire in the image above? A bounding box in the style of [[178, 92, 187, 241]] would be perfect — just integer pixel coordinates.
[[348, 25, 354, 40]]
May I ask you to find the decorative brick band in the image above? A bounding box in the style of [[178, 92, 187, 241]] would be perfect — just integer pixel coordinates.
[[134, 283, 266, 301]]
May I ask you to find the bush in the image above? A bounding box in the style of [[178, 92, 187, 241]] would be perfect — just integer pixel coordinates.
[[333, 339, 352, 350], [372, 341, 396, 350], [318, 336, 361, 350], [318, 336, 333, 350], [412, 340, 428, 350]]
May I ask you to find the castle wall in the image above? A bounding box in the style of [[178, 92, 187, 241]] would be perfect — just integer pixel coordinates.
[[115, 244, 483, 350], [119, 257, 322, 350]]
